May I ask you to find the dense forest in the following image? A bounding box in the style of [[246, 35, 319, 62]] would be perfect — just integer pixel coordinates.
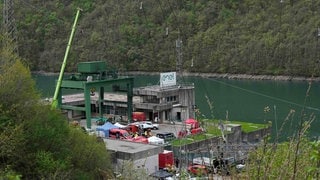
[[1, 0, 320, 77]]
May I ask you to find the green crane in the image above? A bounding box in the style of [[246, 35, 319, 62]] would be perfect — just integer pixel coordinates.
[[51, 8, 81, 109]]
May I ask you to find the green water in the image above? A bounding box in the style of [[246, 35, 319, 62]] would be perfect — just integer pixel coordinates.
[[33, 74, 320, 140]]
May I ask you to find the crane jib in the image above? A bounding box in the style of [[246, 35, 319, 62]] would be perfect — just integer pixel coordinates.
[[51, 8, 82, 109]]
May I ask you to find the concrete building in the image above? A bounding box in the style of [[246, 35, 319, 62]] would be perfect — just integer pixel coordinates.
[[133, 83, 195, 123], [104, 138, 163, 175], [61, 75, 195, 125], [54, 61, 194, 126]]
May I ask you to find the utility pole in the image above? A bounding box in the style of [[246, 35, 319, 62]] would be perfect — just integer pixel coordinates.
[[3, 0, 18, 53], [317, 28, 320, 76]]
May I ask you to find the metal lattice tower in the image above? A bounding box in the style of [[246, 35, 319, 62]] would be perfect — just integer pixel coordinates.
[[176, 36, 182, 80], [3, 0, 18, 53]]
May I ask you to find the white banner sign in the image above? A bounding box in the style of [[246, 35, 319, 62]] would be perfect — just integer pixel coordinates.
[[160, 72, 176, 87]]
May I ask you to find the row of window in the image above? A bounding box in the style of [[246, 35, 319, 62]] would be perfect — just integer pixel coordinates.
[[142, 95, 178, 103], [166, 96, 177, 102]]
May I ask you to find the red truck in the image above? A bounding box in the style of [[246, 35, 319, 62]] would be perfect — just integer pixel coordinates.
[[132, 112, 146, 121]]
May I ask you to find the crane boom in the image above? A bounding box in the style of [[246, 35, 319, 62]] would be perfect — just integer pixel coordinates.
[[51, 8, 81, 109]]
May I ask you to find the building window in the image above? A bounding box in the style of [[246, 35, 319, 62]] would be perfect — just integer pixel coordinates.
[[166, 96, 177, 102], [144, 96, 158, 103]]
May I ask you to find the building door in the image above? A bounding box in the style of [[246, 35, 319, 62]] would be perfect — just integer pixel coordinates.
[[148, 112, 153, 121], [176, 112, 181, 121]]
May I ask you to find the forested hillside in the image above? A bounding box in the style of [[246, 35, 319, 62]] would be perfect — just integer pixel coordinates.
[[1, 0, 320, 77]]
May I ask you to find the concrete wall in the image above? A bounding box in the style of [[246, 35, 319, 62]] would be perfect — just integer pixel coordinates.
[[242, 126, 271, 143], [172, 125, 271, 158], [178, 88, 195, 120], [225, 124, 242, 144], [116, 154, 159, 174]]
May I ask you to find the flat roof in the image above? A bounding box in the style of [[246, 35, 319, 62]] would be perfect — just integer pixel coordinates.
[[62, 92, 141, 104], [133, 84, 194, 92], [103, 138, 163, 160]]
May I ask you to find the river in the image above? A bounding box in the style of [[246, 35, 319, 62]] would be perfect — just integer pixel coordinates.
[[33, 74, 320, 141]]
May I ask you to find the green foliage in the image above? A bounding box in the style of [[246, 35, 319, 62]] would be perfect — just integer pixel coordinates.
[[0, 166, 22, 180], [0, 34, 113, 179], [228, 121, 270, 133], [244, 137, 315, 179], [308, 141, 320, 178], [238, 105, 319, 179], [8, 0, 319, 76], [34, 151, 70, 179], [67, 127, 112, 179], [172, 138, 194, 146], [73, 0, 94, 12]]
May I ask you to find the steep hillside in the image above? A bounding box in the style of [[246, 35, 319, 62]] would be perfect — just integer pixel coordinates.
[[1, 0, 320, 77]]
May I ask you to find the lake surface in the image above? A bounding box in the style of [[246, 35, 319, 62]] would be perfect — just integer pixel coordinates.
[[33, 74, 320, 141]]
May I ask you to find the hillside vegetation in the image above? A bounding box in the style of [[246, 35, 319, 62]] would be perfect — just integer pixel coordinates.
[[1, 0, 320, 77], [0, 35, 114, 179]]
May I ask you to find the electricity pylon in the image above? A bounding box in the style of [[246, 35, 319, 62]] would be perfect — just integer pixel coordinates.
[[2, 0, 18, 53]]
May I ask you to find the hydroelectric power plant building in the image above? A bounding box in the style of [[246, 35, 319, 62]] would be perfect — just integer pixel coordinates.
[[55, 61, 271, 176], [58, 62, 195, 128]]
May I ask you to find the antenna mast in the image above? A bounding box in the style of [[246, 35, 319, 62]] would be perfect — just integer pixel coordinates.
[[176, 33, 182, 80]]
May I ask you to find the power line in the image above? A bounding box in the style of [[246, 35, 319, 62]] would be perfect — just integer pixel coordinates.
[[206, 77, 320, 112]]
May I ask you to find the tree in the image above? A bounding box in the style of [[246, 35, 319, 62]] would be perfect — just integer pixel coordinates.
[[0, 34, 114, 179]]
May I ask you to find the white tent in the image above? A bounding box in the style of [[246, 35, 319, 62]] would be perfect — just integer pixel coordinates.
[[114, 122, 127, 128], [148, 136, 165, 145]]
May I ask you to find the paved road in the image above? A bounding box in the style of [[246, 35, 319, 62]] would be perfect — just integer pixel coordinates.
[[152, 122, 185, 137], [79, 119, 185, 136]]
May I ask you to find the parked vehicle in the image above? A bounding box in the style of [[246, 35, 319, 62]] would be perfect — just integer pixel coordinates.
[[109, 129, 131, 139], [138, 121, 159, 130], [129, 121, 159, 130], [156, 132, 176, 143], [123, 124, 139, 134], [138, 122, 153, 130], [132, 112, 146, 121], [187, 164, 208, 176], [144, 121, 159, 130], [192, 157, 214, 167]]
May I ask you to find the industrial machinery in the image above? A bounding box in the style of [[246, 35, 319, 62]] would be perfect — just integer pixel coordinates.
[[50, 9, 134, 129], [69, 61, 118, 81], [51, 8, 81, 109]]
